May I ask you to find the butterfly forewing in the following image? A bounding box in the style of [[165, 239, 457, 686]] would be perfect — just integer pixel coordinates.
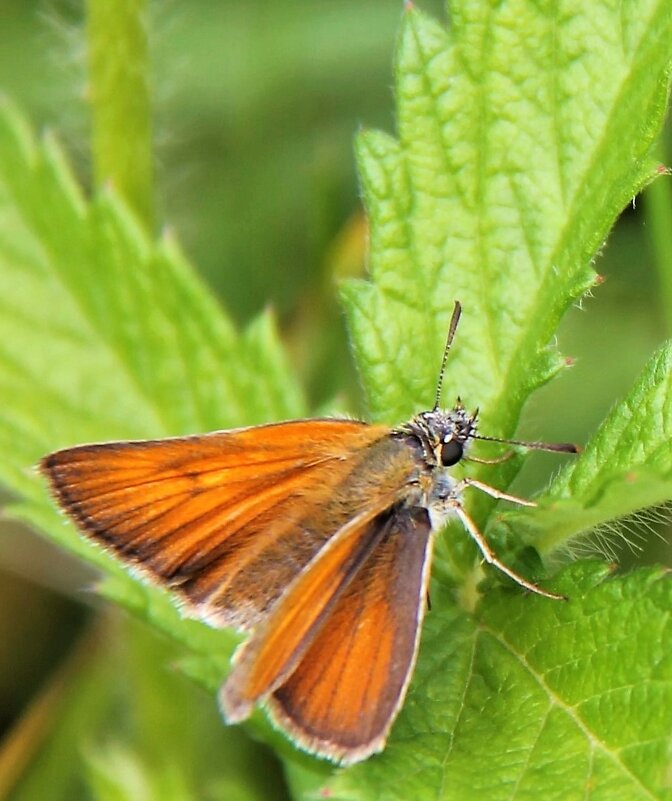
[[40, 419, 391, 629]]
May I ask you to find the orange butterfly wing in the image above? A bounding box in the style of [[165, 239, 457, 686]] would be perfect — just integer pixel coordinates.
[[220, 506, 433, 763], [219, 500, 397, 720], [268, 507, 432, 763], [40, 419, 390, 630]]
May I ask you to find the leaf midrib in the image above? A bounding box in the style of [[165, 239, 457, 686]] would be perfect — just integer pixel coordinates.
[[479, 621, 660, 801]]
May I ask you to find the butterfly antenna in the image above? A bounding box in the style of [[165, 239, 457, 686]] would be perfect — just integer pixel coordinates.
[[472, 433, 580, 454], [434, 300, 462, 411]]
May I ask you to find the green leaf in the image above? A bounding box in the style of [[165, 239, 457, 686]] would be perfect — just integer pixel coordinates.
[[5, 627, 118, 801], [81, 620, 286, 801], [0, 98, 305, 685], [85, 744, 188, 801], [503, 343, 672, 556], [344, 2, 669, 433], [86, 0, 154, 227], [327, 563, 672, 801]]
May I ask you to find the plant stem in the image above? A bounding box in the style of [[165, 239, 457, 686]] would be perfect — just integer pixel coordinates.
[[645, 168, 672, 335], [86, 0, 154, 229]]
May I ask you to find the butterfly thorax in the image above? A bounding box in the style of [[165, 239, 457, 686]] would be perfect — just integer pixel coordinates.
[[391, 404, 478, 531]]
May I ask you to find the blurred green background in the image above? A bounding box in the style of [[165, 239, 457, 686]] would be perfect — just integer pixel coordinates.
[[0, 1, 670, 798]]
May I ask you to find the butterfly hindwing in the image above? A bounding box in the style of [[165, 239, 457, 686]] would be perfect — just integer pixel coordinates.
[[218, 503, 433, 763], [219, 501, 399, 721], [268, 506, 433, 763]]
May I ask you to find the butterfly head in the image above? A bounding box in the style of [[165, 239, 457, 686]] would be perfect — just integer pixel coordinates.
[[399, 400, 478, 468]]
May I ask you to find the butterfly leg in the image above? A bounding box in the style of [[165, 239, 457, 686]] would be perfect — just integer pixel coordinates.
[[450, 503, 566, 601], [464, 451, 516, 466], [458, 477, 536, 507]]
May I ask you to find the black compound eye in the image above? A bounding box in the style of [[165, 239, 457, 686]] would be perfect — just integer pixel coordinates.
[[440, 438, 463, 466]]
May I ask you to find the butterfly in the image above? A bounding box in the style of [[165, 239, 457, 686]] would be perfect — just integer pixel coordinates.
[[40, 302, 577, 765]]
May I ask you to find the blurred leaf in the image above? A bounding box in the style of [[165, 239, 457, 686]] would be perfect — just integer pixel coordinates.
[[5, 616, 287, 801], [504, 343, 672, 555], [7, 626, 116, 801], [0, 98, 304, 696], [82, 619, 289, 801], [85, 745, 172, 801], [327, 562, 672, 801], [87, 0, 154, 226], [156, 0, 402, 322]]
